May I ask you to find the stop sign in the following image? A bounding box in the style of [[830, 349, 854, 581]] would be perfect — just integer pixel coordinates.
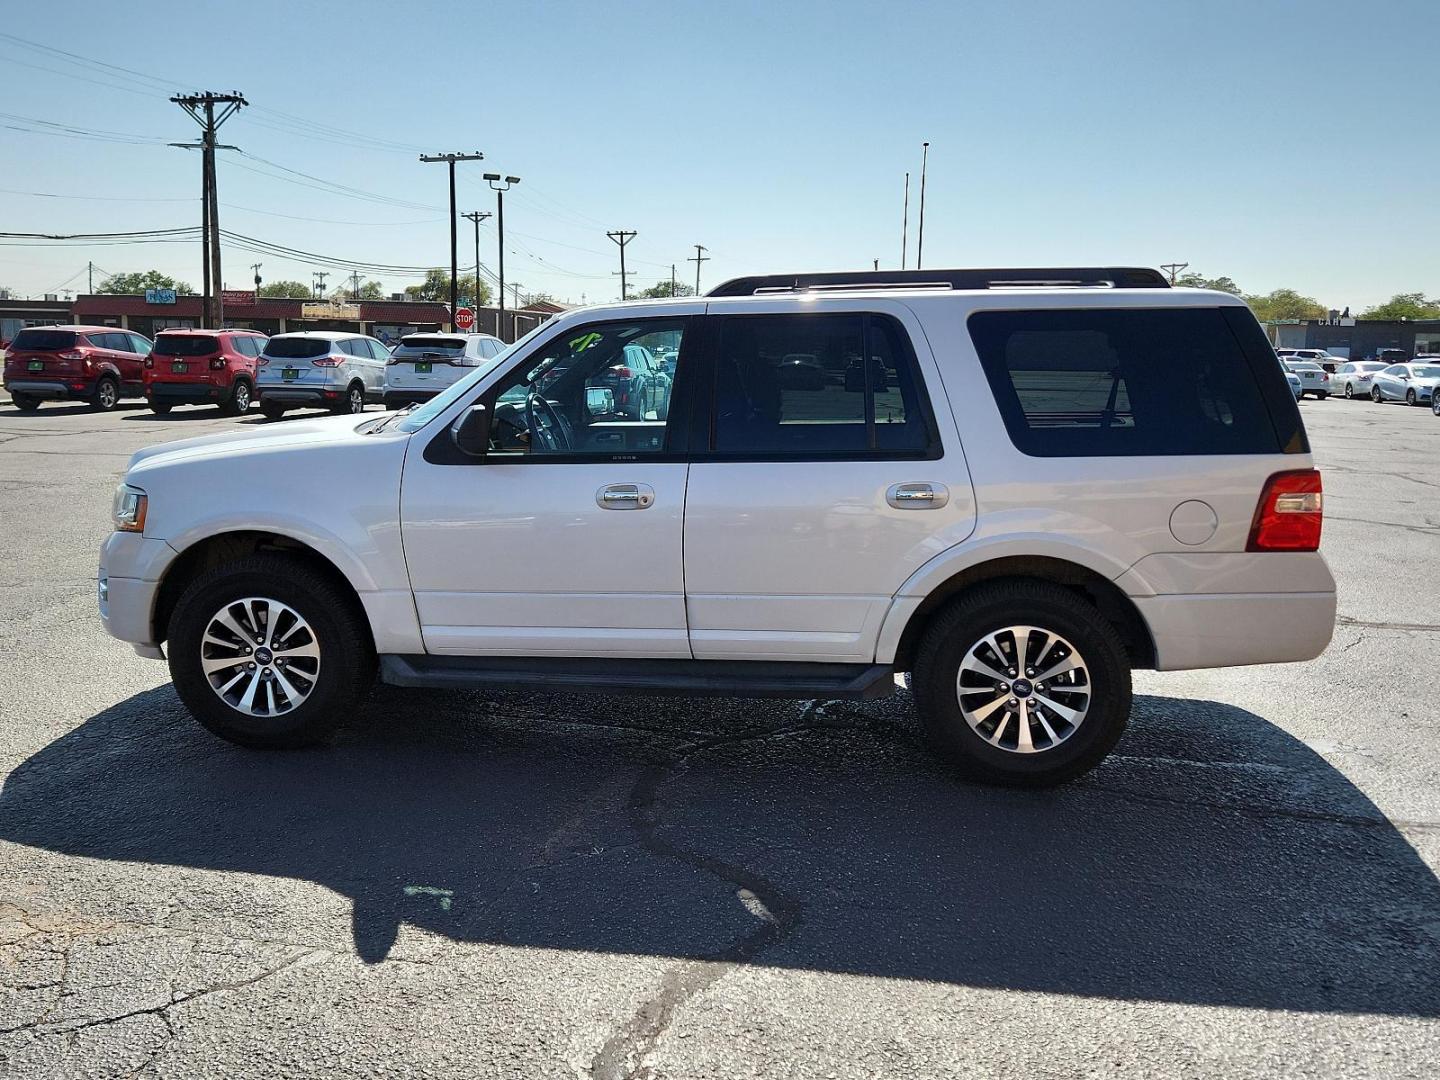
[[454, 307, 475, 331]]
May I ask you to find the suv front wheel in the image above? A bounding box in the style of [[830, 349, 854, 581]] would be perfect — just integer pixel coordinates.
[[911, 580, 1132, 786], [168, 554, 375, 748]]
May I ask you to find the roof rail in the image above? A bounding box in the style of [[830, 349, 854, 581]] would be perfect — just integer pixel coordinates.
[[706, 267, 1170, 297]]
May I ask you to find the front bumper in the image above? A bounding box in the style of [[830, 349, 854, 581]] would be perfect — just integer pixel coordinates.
[[146, 381, 227, 404], [4, 377, 98, 400], [98, 532, 178, 657]]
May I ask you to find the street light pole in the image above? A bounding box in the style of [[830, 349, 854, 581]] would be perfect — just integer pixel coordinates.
[[421, 152, 485, 329], [483, 174, 520, 338], [916, 141, 930, 271]]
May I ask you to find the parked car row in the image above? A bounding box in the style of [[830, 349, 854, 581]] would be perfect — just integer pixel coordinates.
[[1, 325, 511, 419], [1276, 351, 1440, 413]]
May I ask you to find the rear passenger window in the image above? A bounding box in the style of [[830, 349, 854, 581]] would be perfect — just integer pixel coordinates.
[[712, 313, 934, 457], [968, 308, 1286, 457]]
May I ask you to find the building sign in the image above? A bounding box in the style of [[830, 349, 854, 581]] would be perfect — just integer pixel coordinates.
[[300, 300, 361, 320], [221, 289, 256, 306], [144, 288, 177, 305]]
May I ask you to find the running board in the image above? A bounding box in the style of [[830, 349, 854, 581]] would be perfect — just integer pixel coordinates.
[[379, 655, 896, 699]]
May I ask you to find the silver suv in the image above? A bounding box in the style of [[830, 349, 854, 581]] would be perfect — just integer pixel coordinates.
[[256, 331, 389, 419], [98, 267, 1335, 786]]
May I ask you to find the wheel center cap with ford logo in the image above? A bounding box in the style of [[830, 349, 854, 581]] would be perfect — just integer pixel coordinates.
[[1012, 678, 1034, 698], [254, 647, 273, 665]]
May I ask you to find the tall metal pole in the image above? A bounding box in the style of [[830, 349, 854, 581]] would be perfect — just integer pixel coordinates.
[[916, 142, 929, 271], [420, 152, 485, 330], [483, 174, 519, 338], [200, 161, 211, 320], [671, 263, 677, 296], [901, 171, 910, 270], [205, 99, 225, 327]]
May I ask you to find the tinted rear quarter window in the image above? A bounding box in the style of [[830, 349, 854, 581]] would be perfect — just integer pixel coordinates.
[[968, 307, 1299, 457], [263, 338, 330, 359]]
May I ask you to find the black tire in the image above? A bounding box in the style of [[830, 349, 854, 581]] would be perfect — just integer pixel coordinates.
[[260, 401, 286, 421], [149, 402, 173, 416], [10, 392, 41, 412], [1406, 389, 1417, 406], [221, 380, 252, 416], [911, 580, 1132, 787], [1432, 396, 1440, 417], [90, 375, 119, 411], [332, 382, 364, 415], [1372, 385, 1384, 402], [167, 553, 375, 749], [1343, 383, 1354, 399], [1316, 390, 1328, 400]]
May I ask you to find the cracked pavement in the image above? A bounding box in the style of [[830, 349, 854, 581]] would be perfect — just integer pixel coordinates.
[[1, 398, 1439, 1078]]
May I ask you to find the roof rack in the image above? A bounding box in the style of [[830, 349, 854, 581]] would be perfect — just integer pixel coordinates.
[[706, 267, 1170, 297]]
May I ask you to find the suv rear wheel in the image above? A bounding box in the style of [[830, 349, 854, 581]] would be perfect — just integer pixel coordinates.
[[222, 380, 252, 416], [260, 401, 286, 421], [911, 580, 1132, 787], [90, 375, 119, 412], [168, 554, 375, 749], [11, 392, 40, 412]]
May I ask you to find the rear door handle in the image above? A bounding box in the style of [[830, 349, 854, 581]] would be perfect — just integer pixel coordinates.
[[887, 482, 949, 509], [597, 483, 655, 510]]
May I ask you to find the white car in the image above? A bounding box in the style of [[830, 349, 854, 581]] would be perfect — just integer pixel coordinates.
[[1285, 360, 1331, 398], [98, 266, 1335, 787], [256, 331, 390, 419], [382, 332, 507, 410], [1277, 348, 1341, 372], [1370, 362, 1440, 406], [1334, 361, 1387, 399]]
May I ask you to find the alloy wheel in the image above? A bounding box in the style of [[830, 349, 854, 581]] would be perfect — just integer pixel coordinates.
[[349, 386, 364, 413], [954, 625, 1091, 754], [234, 383, 251, 411], [200, 597, 321, 717], [97, 380, 117, 409]]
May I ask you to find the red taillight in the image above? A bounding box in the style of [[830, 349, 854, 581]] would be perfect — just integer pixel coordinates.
[[144, 357, 154, 368], [59, 350, 84, 361], [611, 365, 632, 379], [312, 357, 340, 367], [209, 357, 226, 370], [1321, 373, 1330, 382], [1247, 470, 1323, 552], [257, 357, 269, 367]]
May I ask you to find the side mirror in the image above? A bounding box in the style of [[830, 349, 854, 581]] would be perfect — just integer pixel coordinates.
[[586, 386, 615, 414], [450, 402, 491, 457]]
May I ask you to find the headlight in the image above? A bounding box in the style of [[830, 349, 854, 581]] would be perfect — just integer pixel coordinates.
[[112, 484, 148, 533]]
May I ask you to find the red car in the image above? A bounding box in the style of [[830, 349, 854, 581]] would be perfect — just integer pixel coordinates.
[[3, 325, 152, 412], [143, 329, 267, 415]]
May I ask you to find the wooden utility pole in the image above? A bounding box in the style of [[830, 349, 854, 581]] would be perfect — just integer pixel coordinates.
[[462, 210, 492, 316], [607, 230, 636, 300], [688, 244, 709, 295], [420, 152, 485, 328], [171, 92, 246, 327], [1160, 262, 1189, 284]]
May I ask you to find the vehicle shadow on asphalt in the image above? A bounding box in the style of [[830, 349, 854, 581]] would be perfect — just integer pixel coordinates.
[[1, 684, 1437, 1018]]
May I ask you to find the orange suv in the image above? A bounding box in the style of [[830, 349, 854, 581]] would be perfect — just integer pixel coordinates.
[[143, 329, 267, 415]]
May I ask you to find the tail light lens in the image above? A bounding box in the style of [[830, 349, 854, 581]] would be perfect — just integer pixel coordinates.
[[1247, 470, 1323, 552], [209, 357, 227, 370], [610, 365, 633, 379], [257, 357, 270, 366], [144, 357, 154, 369], [59, 350, 84, 361], [312, 357, 340, 368]]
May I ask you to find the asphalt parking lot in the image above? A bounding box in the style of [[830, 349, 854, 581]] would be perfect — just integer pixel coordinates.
[[1, 396, 1438, 1079]]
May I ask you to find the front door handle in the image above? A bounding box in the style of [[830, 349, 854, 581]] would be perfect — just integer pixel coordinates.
[[886, 482, 949, 509], [597, 483, 655, 510]]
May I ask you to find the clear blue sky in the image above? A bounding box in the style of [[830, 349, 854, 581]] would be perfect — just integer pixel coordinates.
[[2, 0, 1436, 309]]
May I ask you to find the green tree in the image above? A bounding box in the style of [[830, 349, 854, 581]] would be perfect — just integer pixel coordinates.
[[98, 270, 195, 295], [258, 280, 313, 299], [634, 279, 695, 299], [1244, 288, 1327, 322], [403, 268, 492, 306], [1361, 293, 1440, 320], [1174, 272, 1242, 295], [329, 280, 387, 301]]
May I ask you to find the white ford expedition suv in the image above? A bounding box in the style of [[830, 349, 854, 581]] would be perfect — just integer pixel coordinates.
[[98, 267, 1336, 786]]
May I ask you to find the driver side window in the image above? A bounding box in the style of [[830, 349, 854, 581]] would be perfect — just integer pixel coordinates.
[[486, 318, 688, 458]]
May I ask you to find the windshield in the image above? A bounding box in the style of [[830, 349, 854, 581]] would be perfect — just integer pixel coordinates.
[[153, 335, 219, 357], [10, 329, 77, 350], [263, 338, 330, 359], [1412, 366, 1440, 378], [396, 322, 550, 433], [394, 336, 466, 355]]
